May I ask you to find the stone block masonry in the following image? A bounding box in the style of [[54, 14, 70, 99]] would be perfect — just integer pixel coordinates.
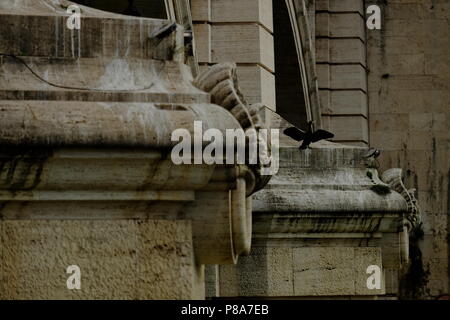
[[367, 0, 450, 298], [191, 0, 276, 111], [316, 0, 369, 147]]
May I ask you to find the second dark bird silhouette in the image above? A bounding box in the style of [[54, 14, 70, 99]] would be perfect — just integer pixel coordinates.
[[283, 121, 335, 150]]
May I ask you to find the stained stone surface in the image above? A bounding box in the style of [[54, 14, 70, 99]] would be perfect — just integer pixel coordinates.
[[0, 220, 203, 300], [0, 0, 255, 300], [214, 145, 405, 298]]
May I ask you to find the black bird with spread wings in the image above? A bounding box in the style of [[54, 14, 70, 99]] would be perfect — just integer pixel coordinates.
[[283, 121, 334, 150]]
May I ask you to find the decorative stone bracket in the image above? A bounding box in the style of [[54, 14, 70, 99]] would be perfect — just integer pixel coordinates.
[[0, 1, 272, 271], [381, 168, 421, 232], [381, 168, 422, 267], [193, 62, 272, 192]]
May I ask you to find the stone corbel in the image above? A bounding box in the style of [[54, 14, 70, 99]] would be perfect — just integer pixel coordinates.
[[381, 168, 422, 265], [381, 168, 421, 232], [185, 165, 254, 265], [193, 62, 272, 193]]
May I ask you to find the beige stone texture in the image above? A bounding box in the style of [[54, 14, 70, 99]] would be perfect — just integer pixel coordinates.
[[315, 1, 368, 145], [218, 246, 384, 297], [322, 115, 369, 144], [316, 12, 365, 40], [213, 146, 406, 298], [0, 0, 265, 301], [367, 0, 450, 298], [211, 24, 275, 72], [192, 0, 276, 114], [316, 38, 366, 65], [320, 90, 368, 117], [191, 0, 211, 22], [323, 65, 367, 91], [193, 23, 212, 63], [0, 220, 203, 300], [316, 0, 364, 14], [236, 65, 276, 110], [210, 0, 273, 32]]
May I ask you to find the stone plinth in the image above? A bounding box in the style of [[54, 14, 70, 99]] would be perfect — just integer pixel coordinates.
[[209, 145, 412, 298], [0, 0, 267, 299]]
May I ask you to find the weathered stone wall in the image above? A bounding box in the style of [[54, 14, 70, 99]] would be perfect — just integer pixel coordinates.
[[367, 0, 450, 298], [0, 220, 204, 299], [191, 0, 276, 111], [0, 0, 261, 300], [316, 0, 369, 147], [208, 145, 410, 299]]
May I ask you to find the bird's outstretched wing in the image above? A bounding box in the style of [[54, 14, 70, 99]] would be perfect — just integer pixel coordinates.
[[283, 127, 306, 142], [310, 129, 334, 143]]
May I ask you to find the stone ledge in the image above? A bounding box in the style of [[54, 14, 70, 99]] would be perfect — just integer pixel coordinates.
[[0, 147, 255, 266], [0, 1, 183, 61]]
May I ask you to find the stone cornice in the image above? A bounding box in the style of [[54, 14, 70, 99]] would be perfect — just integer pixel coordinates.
[[0, 0, 261, 266], [194, 63, 272, 193], [0, 100, 241, 148], [252, 147, 409, 238], [0, 147, 255, 265]]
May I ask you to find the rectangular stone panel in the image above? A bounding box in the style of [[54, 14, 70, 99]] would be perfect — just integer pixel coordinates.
[[211, 24, 274, 72], [293, 247, 356, 296], [191, 0, 211, 21], [211, 0, 273, 32], [236, 65, 276, 110], [193, 23, 212, 63], [218, 246, 270, 297], [292, 247, 384, 296], [318, 64, 367, 91], [0, 220, 198, 300], [317, 64, 330, 88], [320, 90, 368, 117], [218, 246, 295, 297], [316, 12, 365, 40], [316, 0, 365, 14], [316, 38, 366, 65], [266, 247, 295, 296], [322, 115, 369, 143], [354, 248, 385, 296]]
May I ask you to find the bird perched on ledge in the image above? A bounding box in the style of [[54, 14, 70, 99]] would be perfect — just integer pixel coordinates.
[[362, 147, 381, 159], [283, 121, 334, 150]]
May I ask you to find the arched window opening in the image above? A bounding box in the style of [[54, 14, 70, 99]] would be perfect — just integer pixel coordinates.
[[273, 0, 308, 130], [273, 0, 321, 131]]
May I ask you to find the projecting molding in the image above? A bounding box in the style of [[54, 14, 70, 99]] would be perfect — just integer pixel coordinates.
[[252, 146, 410, 239], [0, 0, 271, 266]]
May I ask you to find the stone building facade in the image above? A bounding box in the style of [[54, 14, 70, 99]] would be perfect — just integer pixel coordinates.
[[0, 0, 448, 299], [366, 0, 449, 299]]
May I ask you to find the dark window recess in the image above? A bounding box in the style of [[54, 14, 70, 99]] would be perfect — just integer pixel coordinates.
[[73, 0, 167, 19], [273, 0, 308, 129]]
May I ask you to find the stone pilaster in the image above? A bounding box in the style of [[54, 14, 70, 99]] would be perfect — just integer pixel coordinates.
[[209, 145, 412, 298], [316, 0, 369, 147], [191, 0, 276, 113]]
